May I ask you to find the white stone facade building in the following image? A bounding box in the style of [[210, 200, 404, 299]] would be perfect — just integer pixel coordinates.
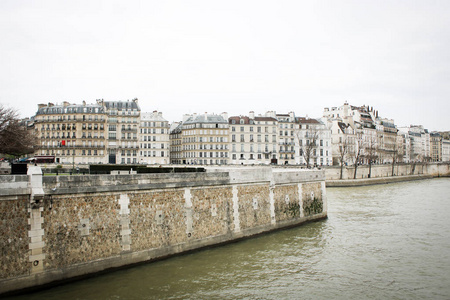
[[103, 99, 140, 164], [178, 113, 229, 165], [295, 117, 332, 166], [229, 112, 278, 165], [139, 111, 170, 165]]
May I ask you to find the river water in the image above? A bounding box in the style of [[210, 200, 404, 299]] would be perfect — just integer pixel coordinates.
[[9, 178, 450, 299]]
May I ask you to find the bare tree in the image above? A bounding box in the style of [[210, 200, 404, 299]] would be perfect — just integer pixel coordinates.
[[351, 132, 365, 179], [364, 136, 378, 178], [338, 137, 350, 179], [410, 153, 419, 175], [0, 105, 36, 158], [389, 142, 402, 176], [295, 126, 319, 169]]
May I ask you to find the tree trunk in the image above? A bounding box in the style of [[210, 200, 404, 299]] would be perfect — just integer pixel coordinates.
[[391, 158, 395, 176], [353, 163, 358, 179], [368, 162, 372, 178], [340, 162, 344, 179]]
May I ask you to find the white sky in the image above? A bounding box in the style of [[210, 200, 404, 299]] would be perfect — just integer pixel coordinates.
[[1, 0, 449, 131]]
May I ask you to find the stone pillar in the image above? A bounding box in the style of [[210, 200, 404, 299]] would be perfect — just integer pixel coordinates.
[[119, 194, 131, 252], [184, 188, 193, 237], [269, 184, 276, 225], [27, 166, 45, 274], [298, 183, 304, 218], [232, 186, 240, 232]]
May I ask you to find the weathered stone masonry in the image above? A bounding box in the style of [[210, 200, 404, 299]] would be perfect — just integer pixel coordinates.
[[0, 167, 326, 295]]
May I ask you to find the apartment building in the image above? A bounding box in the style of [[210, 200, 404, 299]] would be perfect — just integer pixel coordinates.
[[430, 132, 442, 162], [442, 139, 450, 162], [140, 111, 170, 165], [169, 122, 183, 164], [229, 112, 278, 165], [103, 99, 140, 164], [33, 99, 141, 165], [295, 117, 332, 166], [376, 118, 398, 163], [178, 113, 229, 165], [276, 112, 297, 164], [399, 125, 432, 162], [34, 101, 107, 164]]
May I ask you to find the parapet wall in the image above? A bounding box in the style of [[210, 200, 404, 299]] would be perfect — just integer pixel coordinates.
[[0, 167, 326, 295], [325, 162, 450, 180]]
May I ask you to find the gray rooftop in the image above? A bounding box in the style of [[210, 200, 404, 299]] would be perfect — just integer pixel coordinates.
[[184, 114, 227, 124]]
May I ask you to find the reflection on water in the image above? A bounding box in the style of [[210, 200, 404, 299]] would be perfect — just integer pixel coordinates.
[[8, 178, 450, 300]]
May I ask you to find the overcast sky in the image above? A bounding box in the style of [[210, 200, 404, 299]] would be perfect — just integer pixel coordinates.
[[1, 0, 449, 130]]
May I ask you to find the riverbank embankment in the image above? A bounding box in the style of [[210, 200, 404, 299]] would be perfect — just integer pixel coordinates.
[[326, 174, 434, 187], [324, 162, 449, 187]]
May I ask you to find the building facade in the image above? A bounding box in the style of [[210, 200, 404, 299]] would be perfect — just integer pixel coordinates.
[[34, 101, 107, 165], [140, 111, 170, 165], [295, 117, 332, 166], [34, 99, 143, 166], [176, 113, 230, 165], [229, 112, 278, 165]]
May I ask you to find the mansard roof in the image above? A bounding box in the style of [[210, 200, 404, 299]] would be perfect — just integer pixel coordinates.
[[104, 100, 140, 111], [296, 117, 321, 124], [36, 103, 105, 115], [229, 116, 277, 124], [338, 122, 351, 133], [184, 114, 227, 124], [229, 116, 250, 124], [255, 117, 277, 122], [141, 111, 167, 122]]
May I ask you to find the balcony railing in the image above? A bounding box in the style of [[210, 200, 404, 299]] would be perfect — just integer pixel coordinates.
[[37, 145, 106, 149]]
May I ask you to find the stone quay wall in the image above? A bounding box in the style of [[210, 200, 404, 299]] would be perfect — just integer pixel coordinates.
[[324, 162, 450, 181], [0, 167, 326, 295]]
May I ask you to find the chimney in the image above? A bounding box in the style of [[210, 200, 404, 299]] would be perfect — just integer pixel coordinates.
[[249, 111, 255, 119], [221, 112, 228, 121], [266, 111, 276, 118], [38, 104, 46, 109], [63, 101, 70, 107], [289, 111, 295, 121], [82, 101, 86, 106], [48, 102, 54, 107]]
